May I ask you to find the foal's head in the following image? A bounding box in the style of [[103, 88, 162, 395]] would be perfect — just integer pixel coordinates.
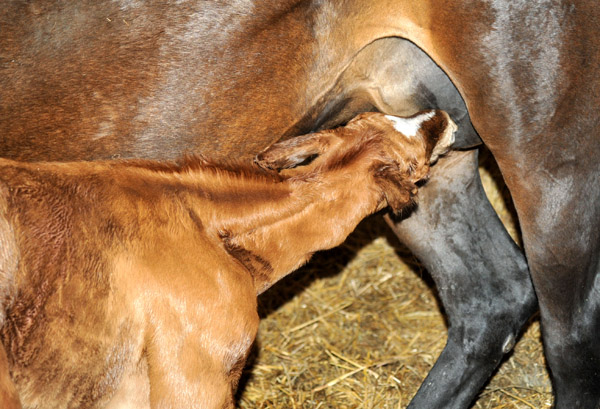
[[255, 110, 456, 213]]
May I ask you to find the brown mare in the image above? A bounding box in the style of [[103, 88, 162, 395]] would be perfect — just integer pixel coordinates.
[[1, 1, 598, 408]]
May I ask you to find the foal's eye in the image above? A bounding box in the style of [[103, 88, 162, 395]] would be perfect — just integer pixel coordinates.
[[290, 153, 319, 169]]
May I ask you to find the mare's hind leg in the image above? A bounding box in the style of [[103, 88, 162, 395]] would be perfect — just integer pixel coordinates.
[[386, 149, 537, 409], [499, 165, 600, 409]]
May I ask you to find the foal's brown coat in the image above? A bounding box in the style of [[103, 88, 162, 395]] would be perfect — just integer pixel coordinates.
[[0, 111, 454, 409]]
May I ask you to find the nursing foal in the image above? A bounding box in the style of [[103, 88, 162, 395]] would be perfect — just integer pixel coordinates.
[[0, 111, 454, 409]]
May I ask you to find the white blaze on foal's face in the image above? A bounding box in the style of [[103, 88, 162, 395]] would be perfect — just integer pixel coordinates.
[[385, 111, 436, 139], [385, 111, 435, 138], [385, 111, 456, 163]]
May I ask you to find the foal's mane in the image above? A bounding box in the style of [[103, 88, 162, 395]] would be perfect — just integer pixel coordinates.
[[120, 154, 284, 183]]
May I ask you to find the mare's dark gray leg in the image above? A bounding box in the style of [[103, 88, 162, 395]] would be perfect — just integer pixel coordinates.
[[386, 149, 537, 409], [502, 167, 600, 409]]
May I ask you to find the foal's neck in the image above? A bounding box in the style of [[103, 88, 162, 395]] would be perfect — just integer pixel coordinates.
[[183, 162, 384, 294]]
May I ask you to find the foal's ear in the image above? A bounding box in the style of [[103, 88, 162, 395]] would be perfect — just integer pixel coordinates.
[[255, 132, 333, 171]]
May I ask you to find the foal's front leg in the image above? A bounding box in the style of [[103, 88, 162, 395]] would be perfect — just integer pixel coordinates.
[[0, 344, 20, 409], [146, 337, 236, 409], [386, 149, 537, 409], [146, 314, 257, 409], [143, 272, 259, 409]]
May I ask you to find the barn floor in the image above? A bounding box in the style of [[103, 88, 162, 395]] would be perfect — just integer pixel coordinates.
[[237, 148, 552, 409]]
